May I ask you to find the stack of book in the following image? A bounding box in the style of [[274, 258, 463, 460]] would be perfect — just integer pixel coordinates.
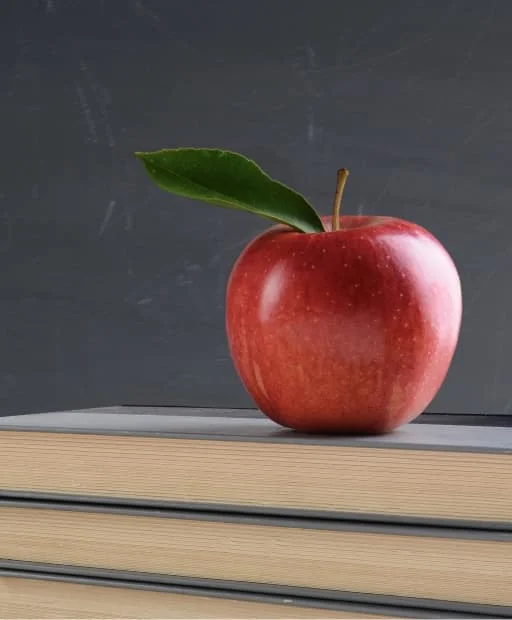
[[0, 406, 510, 618]]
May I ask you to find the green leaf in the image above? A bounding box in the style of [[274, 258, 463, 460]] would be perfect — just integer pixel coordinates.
[[134, 148, 324, 233]]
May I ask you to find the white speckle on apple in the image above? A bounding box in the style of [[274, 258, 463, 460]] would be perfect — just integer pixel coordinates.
[[404, 322, 409, 327], [252, 362, 270, 400], [399, 293, 404, 297], [357, 255, 362, 260], [371, 292, 375, 297], [292, 252, 296, 257], [311, 264, 316, 269], [306, 305, 311, 311], [354, 283, 360, 288], [326, 291, 330, 296], [343, 263, 348, 268], [322, 248, 326, 253]]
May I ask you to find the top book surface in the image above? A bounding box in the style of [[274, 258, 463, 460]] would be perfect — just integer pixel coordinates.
[[0, 406, 510, 528]]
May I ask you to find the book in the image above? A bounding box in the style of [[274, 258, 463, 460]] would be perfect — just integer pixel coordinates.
[[0, 406, 510, 528], [0, 499, 510, 615], [0, 569, 482, 619]]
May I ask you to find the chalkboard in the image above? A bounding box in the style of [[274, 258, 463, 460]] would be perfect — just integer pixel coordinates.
[[1, 0, 511, 416]]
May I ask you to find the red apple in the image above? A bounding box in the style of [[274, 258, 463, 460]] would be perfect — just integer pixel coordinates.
[[226, 204, 462, 434]]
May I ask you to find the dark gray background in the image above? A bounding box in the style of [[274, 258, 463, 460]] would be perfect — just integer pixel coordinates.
[[1, 0, 510, 416]]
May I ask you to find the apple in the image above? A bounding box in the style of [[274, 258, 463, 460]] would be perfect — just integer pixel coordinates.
[[226, 171, 462, 434]]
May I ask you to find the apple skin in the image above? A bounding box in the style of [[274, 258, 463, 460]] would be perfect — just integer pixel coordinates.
[[225, 215, 462, 435]]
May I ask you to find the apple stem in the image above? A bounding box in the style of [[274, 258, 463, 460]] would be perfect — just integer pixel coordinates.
[[331, 168, 350, 232]]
